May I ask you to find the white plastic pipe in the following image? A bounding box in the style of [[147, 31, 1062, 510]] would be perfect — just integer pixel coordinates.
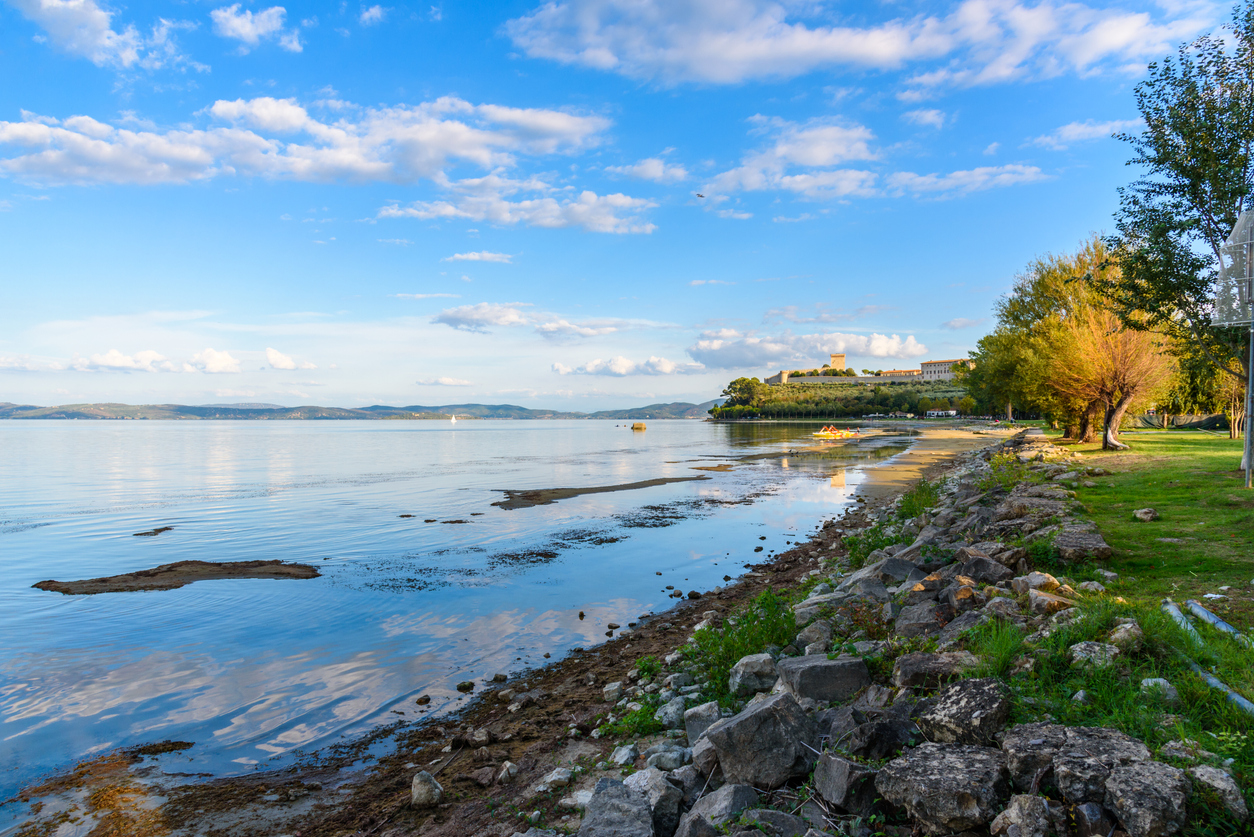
[[1161, 599, 1202, 644], [1184, 599, 1254, 649]]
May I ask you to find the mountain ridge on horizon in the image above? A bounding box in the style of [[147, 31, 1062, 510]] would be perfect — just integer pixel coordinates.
[[0, 400, 726, 421]]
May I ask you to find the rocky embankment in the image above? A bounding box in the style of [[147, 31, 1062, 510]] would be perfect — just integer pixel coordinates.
[[425, 429, 1247, 837]]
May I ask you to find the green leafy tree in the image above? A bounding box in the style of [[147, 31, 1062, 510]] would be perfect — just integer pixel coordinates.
[[958, 396, 977, 416], [1094, 2, 1254, 391], [720, 377, 770, 408]]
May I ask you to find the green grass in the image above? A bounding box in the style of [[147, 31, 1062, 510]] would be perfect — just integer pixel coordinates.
[[959, 599, 1254, 835], [684, 590, 798, 708], [1058, 431, 1254, 631], [596, 695, 665, 738], [897, 478, 941, 519], [842, 523, 904, 569]]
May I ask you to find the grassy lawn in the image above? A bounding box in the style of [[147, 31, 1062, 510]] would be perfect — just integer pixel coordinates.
[[1053, 430, 1254, 631]]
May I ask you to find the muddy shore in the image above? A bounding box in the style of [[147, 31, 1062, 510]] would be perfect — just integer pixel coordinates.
[[7, 425, 1010, 837], [32, 559, 321, 595]]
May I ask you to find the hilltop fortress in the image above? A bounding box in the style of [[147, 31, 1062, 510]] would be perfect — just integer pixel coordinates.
[[764, 354, 970, 385]]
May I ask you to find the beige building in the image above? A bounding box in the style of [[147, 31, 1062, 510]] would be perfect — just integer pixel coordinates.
[[920, 359, 969, 381]]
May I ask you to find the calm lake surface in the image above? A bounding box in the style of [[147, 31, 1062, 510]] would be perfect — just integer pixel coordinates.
[[0, 419, 908, 800]]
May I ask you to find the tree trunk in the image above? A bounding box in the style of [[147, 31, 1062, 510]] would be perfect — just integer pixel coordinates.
[[1103, 394, 1136, 450], [1006, 400, 1013, 421], [1078, 402, 1101, 443], [1062, 423, 1079, 440]]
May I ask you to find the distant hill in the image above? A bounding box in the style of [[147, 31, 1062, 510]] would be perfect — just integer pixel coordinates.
[[0, 399, 725, 421]]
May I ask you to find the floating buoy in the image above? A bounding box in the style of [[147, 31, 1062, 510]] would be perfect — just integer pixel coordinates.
[[632, 422, 646, 431]]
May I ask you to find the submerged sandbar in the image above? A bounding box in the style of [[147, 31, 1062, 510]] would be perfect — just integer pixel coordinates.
[[492, 475, 710, 510], [34, 559, 321, 595]]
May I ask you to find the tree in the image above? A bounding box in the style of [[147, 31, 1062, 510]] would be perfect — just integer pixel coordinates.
[[1093, 2, 1254, 411], [721, 377, 769, 407], [1049, 309, 1176, 449], [958, 396, 977, 416]]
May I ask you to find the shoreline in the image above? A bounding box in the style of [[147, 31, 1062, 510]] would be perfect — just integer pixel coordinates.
[[4, 425, 1013, 836]]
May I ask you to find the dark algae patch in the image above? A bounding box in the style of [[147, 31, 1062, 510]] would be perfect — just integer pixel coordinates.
[[491, 475, 710, 510], [34, 559, 321, 594], [132, 526, 172, 537]]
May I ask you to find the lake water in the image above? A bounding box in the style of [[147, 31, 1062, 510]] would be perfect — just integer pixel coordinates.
[[0, 419, 908, 802]]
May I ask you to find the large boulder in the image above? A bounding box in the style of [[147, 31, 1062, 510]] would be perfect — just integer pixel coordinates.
[[960, 555, 1014, 584], [704, 693, 816, 788], [891, 651, 979, 689], [1053, 526, 1112, 561], [728, 653, 777, 697], [1001, 723, 1150, 801], [654, 696, 687, 729], [1188, 765, 1248, 821], [684, 700, 721, 744], [578, 779, 655, 837], [1105, 761, 1190, 837], [776, 654, 870, 703], [682, 783, 758, 827], [936, 609, 989, 648], [916, 678, 1010, 746], [410, 771, 443, 808], [894, 602, 945, 637], [740, 809, 810, 837], [624, 767, 683, 837], [842, 718, 916, 761], [813, 753, 878, 815], [875, 743, 1011, 834], [989, 794, 1064, 837]]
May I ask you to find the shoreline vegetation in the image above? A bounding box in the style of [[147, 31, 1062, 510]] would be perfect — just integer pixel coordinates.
[[9, 425, 1252, 837]]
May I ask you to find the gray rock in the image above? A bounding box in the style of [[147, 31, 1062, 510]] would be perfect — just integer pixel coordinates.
[[1030, 589, 1076, 616], [691, 735, 719, 777], [1012, 571, 1060, 594], [1071, 801, 1116, 837], [1069, 641, 1119, 668], [1108, 621, 1144, 652], [684, 783, 759, 826], [961, 555, 1014, 584], [1000, 722, 1069, 792], [1133, 508, 1159, 522], [813, 753, 877, 815], [668, 764, 706, 807], [673, 814, 719, 837], [741, 809, 809, 837], [534, 767, 574, 794], [684, 700, 721, 744], [1105, 761, 1189, 837], [654, 696, 687, 729], [894, 601, 945, 637], [604, 681, 625, 702], [704, 693, 816, 788], [1140, 678, 1179, 704], [579, 778, 655, 837], [611, 743, 639, 767], [989, 794, 1054, 837], [410, 771, 443, 808], [796, 620, 832, 648], [1053, 526, 1112, 561], [776, 654, 870, 703], [937, 609, 989, 648], [1187, 765, 1247, 821], [875, 742, 1011, 834], [817, 704, 866, 744], [624, 767, 683, 837], [1053, 727, 1152, 804], [842, 718, 916, 761], [984, 596, 1023, 620], [891, 651, 979, 689], [646, 749, 688, 771], [728, 653, 778, 697], [916, 678, 1010, 746]]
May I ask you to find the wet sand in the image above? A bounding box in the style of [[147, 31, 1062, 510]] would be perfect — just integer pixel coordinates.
[[855, 426, 1010, 498], [491, 475, 710, 510], [33, 559, 321, 595]]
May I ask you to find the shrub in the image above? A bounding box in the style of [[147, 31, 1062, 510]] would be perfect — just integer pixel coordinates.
[[635, 655, 661, 680], [897, 479, 940, 519], [843, 523, 902, 569], [597, 698, 664, 738], [684, 590, 797, 708], [977, 452, 1030, 492]]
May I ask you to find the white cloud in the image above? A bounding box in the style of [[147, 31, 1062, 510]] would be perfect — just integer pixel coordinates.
[[941, 317, 986, 329], [706, 117, 878, 200], [187, 347, 242, 373], [690, 279, 734, 286], [0, 96, 611, 187], [552, 355, 702, 376], [394, 292, 461, 299], [68, 348, 177, 372], [380, 173, 657, 234], [1029, 118, 1142, 150], [606, 157, 688, 183], [265, 347, 316, 369], [210, 4, 301, 52], [903, 109, 945, 129], [431, 302, 533, 331], [416, 376, 472, 386], [686, 328, 927, 369], [378, 238, 411, 245], [443, 251, 513, 263], [7, 0, 201, 71], [765, 303, 890, 324], [505, 0, 1210, 88], [534, 318, 618, 338], [887, 164, 1048, 196], [359, 5, 387, 25], [983, 142, 1000, 155]]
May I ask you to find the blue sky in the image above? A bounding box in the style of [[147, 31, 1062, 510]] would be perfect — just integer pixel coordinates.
[[0, 0, 1219, 409]]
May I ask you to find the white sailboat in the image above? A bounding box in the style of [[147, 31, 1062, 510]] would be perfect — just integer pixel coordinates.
[[449, 414, 457, 423]]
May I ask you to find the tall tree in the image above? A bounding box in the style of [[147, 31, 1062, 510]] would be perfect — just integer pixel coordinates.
[[1094, 1, 1254, 389]]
